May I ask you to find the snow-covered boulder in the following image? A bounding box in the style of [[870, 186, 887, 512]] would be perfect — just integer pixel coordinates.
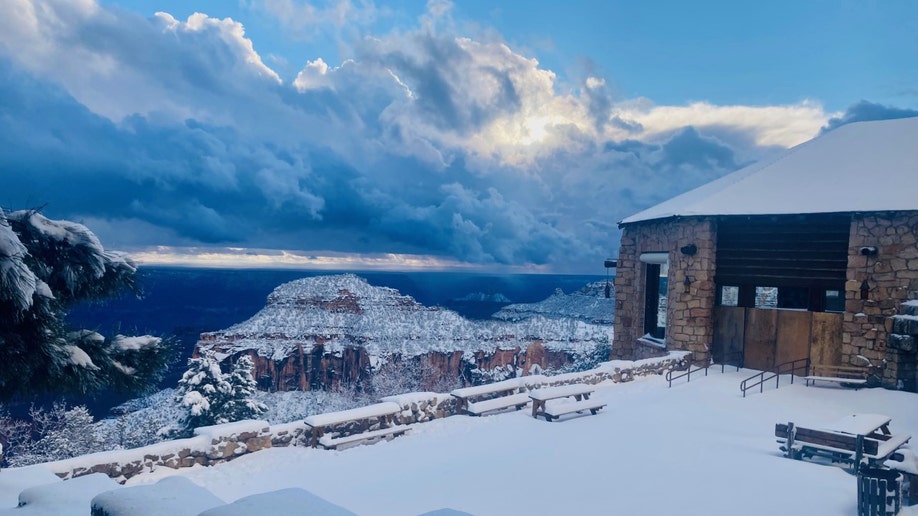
[[197, 488, 356, 516], [1, 473, 119, 516], [90, 476, 223, 516]]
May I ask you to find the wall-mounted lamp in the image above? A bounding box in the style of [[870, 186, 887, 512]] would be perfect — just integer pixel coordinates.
[[680, 244, 697, 256], [683, 276, 692, 294], [604, 259, 617, 299], [859, 246, 878, 300]]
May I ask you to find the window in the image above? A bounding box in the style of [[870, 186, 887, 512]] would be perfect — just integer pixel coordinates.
[[720, 286, 739, 306], [755, 287, 777, 308], [642, 257, 669, 339], [825, 289, 845, 312]]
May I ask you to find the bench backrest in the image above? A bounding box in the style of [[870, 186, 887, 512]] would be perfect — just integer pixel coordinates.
[[775, 423, 879, 455], [810, 365, 868, 379]]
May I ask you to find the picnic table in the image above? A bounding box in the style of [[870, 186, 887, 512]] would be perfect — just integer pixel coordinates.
[[775, 413, 911, 469], [304, 402, 408, 449], [528, 383, 606, 422], [451, 377, 536, 416]]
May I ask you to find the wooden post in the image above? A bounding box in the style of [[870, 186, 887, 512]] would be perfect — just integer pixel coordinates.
[[855, 434, 864, 469], [786, 422, 796, 458]]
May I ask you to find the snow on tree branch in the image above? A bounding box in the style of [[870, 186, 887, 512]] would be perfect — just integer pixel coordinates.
[[0, 207, 171, 400]]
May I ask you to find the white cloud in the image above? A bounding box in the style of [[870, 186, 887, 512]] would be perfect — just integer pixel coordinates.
[[616, 100, 837, 147]]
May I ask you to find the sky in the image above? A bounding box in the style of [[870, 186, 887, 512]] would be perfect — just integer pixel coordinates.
[[1, 0, 917, 273]]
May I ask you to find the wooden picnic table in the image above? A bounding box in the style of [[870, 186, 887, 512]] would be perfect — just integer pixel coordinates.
[[304, 402, 405, 449], [528, 383, 605, 421], [775, 412, 910, 469], [823, 413, 890, 437]]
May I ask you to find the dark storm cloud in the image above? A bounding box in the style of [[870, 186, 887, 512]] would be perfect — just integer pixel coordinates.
[[821, 101, 918, 133], [9, 2, 905, 272], [656, 127, 741, 171], [0, 47, 767, 270]]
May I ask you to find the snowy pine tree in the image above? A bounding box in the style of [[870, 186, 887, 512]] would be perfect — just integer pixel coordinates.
[[175, 355, 267, 433], [223, 355, 267, 422], [175, 356, 232, 432], [0, 208, 172, 399]]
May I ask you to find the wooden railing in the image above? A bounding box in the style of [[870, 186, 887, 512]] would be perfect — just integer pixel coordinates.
[[740, 357, 810, 398]]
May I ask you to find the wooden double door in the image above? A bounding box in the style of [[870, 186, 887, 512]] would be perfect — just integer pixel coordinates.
[[713, 307, 842, 371]]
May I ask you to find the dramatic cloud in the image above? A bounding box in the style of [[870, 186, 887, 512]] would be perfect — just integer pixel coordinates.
[[821, 100, 918, 133], [2, 0, 906, 272]]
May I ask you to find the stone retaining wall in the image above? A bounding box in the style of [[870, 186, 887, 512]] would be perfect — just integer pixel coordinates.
[[46, 353, 690, 483]]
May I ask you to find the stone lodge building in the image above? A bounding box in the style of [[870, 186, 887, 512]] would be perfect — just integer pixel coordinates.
[[610, 117, 918, 391]]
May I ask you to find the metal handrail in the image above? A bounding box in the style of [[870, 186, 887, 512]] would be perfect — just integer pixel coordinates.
[[666, 359, 710, 387], [666, 350, 745, 388], [740, 357, 810, 398]]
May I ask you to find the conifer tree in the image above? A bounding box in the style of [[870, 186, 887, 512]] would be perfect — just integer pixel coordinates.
[[175, 355, 266, 431], [0, 208, 171, 400], [175, 356, 231, 430], [224, 355, 267, 422]]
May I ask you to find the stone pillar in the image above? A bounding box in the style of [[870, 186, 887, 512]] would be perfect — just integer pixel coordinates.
[[843, 212, 918, 391], [612, 218, 717, 362]]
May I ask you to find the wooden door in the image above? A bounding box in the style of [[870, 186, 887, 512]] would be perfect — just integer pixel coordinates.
[[810, 312, 844, 366], [775, 310, 812, 366], [743, 308, 778, 371], [713, 306, 745, 366]]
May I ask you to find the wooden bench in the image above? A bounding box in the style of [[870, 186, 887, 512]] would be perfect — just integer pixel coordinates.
[[528, 383, 605, 422], [304, 402, 407, 449], [804, 364, 869, 388], [318, 425, 410, 450], [451, 377, 542, 416], [775, 414, 911, 468]]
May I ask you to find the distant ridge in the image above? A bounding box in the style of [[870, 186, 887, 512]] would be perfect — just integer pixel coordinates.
[[492, 281, 614, 325]]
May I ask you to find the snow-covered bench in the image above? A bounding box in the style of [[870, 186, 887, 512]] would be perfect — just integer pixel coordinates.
[[451, 377, 541, 416], [775, 414, 911, 468], [304, 402, 407, 449], [803, 364, 869, 388], [528, 383, 605, 422]]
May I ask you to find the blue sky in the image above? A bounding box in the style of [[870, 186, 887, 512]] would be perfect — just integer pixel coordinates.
[[1, 0, 916, 273]]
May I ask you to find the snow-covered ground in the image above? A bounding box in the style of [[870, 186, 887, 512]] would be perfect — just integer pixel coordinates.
[[141, 372, 917, 515], [5, 370, 917, 515]]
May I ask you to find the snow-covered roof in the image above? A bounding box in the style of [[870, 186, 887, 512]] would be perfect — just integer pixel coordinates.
[[621, 117, 918, 225]]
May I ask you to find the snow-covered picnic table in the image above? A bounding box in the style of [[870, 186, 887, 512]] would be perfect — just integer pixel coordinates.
[[775, 413, 911, 469], [528, 383, 605, 421], [824, 413, 891, 436], [450, 377, 542, 416], [303, 402, 408, 449]]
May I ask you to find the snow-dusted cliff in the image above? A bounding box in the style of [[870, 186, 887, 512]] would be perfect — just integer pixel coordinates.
[[200, 274, 610, 359], [196, 275, 613, 391], [492, 281, 614, 325]]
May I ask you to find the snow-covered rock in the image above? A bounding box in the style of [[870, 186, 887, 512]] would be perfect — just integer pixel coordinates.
[[90, 476, 223, 516], [3, 473, 119, 516], [197, 488, 356, 516], [491, 281, 614, 324], [196, 275, 613, 391]]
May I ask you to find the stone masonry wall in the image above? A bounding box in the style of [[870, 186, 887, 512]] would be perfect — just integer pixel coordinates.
[[45, 354, 689, 483], [844, 212, 918, 390], [613, 218, 717, 362]]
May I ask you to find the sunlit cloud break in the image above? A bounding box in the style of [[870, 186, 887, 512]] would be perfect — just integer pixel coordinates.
[[129, 246, 549, 273]]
